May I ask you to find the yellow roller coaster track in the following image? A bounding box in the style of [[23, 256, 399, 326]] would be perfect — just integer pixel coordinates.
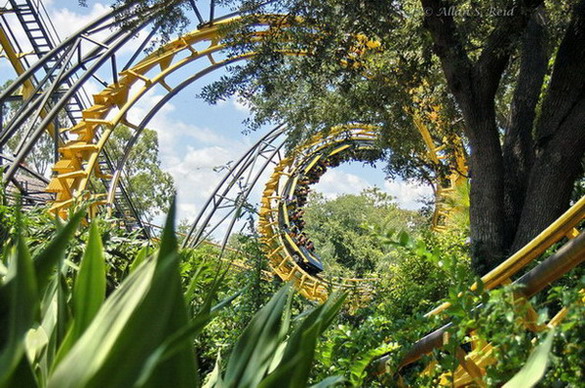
[[259, 124, 381, 301], [37, 15, 465, 301]]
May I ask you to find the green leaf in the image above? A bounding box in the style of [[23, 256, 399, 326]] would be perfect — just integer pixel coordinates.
[[349, 342, 399, 386], [398, 231, 410, 247], [0, 235, 39, 387], [203, 351, 223, 388], [3, 355, 37, 388], [309, 376, 345, 388], [34, 210, 85, 293], [503, 328, 556, 388], [129, 245, 150, 273], [24, 324, 49, 366], [53, 221, 106, 366], [48, 199, 198, 388], [136, 288, 240, 386], [258, 324, 321, 388], [72, 221, 106, 338], [263, 292, 346, 387], [223, 285, 292, 387]]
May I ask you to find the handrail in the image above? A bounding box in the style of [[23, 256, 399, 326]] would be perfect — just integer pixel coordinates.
[[373, 195, 585, 382], [426, 195, 585, 318], [385, 230, 585, 371]]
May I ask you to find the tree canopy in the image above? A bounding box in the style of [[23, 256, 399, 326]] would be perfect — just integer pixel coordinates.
[[107, 0, 585, 275], [203, 0, 585, 274], [302, 188, 424, 277]]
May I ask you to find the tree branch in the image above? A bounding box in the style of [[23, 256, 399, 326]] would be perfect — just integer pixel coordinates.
[[536, 0, 585, 143], [420, 0, 473, 99], [475, 0, 545, 99], [503, 7, 548, 245]]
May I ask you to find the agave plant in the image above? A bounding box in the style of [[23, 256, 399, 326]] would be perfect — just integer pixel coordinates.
[[0, 200, 344, 387]]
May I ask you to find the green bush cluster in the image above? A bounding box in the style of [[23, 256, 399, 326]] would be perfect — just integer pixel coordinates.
[[310, 226, 584, 387]]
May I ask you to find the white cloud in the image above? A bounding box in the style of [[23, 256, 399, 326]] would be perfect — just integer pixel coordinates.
[[49, 3, 111, 42], [310, 168, 433, 210], [123, 87, 258, 226], [312, 169, 371, 200], [383, 180, 433, 210], [124, 87, 232, 154], [165, 145, 233, 211]]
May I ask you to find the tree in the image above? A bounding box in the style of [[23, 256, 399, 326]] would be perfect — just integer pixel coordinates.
[[107, 0, 585, 274], [106, 125, 175, 221], [200, 0, 584, 274], [418, 0, 585, 273], [302, 188, 424, 277]]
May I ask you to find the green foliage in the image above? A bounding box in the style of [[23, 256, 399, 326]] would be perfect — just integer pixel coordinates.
[[503, 328, 555, 388], [65, 222, 106, 350], [48, 201, 198, 388], [106, 125, 175, 221], [0, 201, 343, 387], [205, 285, 346, 387], [308, 225, 471, 386], [381, 271, 585, 387], [303, 188, 425, 278]]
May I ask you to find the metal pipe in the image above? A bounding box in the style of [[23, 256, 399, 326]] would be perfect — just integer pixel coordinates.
[[0, 8, 120, 102], [1, 14, 158, 185], [0, 25, 132, 144]]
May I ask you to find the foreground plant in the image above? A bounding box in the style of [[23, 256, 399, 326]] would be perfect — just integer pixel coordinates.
[[0, 201, 345, 387]]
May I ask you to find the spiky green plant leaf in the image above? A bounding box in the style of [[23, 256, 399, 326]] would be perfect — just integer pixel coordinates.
[[0, 237, 38, 387], [33, 210, 85, 293], [135, 277, 240, 386], [309, 376, 345, 387], [48, 200, 198, 388], [222, 285, 292, 387], [53, 221, 106, 366], [72, 221, 106, 338], [129, 245, 150, 273], [259, 292, 347, 388]]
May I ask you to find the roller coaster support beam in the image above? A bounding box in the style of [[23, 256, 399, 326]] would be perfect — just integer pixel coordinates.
[[0, 17, 154, 184], [183, 126, 287, 250]]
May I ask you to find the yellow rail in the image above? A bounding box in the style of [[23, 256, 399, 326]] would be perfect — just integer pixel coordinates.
[[375, 195, 585, 386], [40, 15, 466, 300]]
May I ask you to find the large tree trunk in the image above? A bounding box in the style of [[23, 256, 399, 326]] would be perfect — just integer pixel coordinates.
[[465, 115, 506, 274], [512, 101, 585, 251], [512, 0, 585, 251], [503, 10, 548, 248]]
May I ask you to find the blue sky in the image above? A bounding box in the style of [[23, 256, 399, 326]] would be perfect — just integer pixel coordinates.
[[1, 0, 433, 225]]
